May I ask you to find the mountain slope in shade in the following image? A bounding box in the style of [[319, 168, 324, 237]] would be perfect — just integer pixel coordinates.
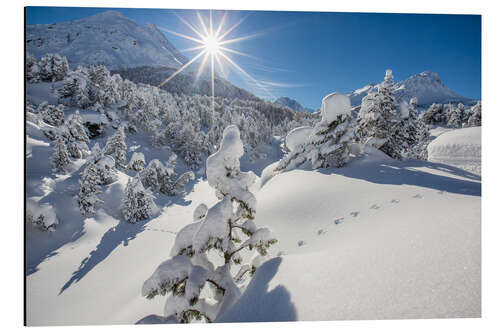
[[348, 71, 475, 107], [274, 97, 315, 113], [26, 11, 188, 69]]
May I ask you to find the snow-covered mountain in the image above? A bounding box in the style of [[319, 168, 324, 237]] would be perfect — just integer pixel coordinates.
[[348, 71, 475, 107], [26, 11, 188, 69], [274, 97, 315, 113]]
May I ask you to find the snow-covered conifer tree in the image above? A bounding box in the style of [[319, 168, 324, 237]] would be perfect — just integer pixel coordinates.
[[26, 53, 40, 83], [356, 69, 405, 159], [128, 152, 146, 171], [77, 163, 104, 215], [277, 93, 354, 171], [419, 103, 444, 125], [50, 137, 71, 173], [139, 157, 193, 196], [58, 70, 92, 108], [103, 126, 127, 168], [40, 103, 65, 127], [38, 53, 69, 82], [447, 104, 463, 128], [121, 174, 157, 223], [142, 125, 276, 323], [67, 111, 89, 143], [467, 101, 481, 127]]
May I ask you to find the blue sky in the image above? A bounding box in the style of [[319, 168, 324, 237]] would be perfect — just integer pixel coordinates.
[[26, 7, 481, 109]]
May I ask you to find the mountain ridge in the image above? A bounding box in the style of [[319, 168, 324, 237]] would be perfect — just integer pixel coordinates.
[[26, 10, 188, 69]]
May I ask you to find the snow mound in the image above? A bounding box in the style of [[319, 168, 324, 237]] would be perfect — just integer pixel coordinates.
[[427, 126, 481, 175], [285, 126, 313, 151], [320, 92, 351, 124]]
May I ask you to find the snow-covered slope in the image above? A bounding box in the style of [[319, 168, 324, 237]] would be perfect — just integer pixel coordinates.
[[220, 154, 481, 322], [26, 140, 481, 324], [26, 11, 188, 69], [348, 71, 474, 107], [428, 126, 481, 175]]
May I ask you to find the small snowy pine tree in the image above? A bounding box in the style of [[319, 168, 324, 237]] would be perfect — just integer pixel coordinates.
[[103, 126, 127, 168], [277, 93, 354, 171], [142, 125, 276, 323], [38, 53, 69, 82], [41, 103, 65, 127], [77, 163, 104, 215], [467, 101, 481, 127], [50, 137, 71, 173], [356, 69, 406, 159], [127, 152, 146, 171], [121, 175, 157, 223]]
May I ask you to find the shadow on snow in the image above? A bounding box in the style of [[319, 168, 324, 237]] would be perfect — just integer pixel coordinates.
[[58, 177, 197, 294], [318, 158, 481, 197], [216, 257, 297, 323]]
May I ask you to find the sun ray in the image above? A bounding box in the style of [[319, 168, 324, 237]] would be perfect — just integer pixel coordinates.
[[174, 12, 206, 40], [195, 51, 211, 82], [219, 46, 259, 60], [179, 45, 206, 53], [214, 12, 227, 38], [210, 52, 215, 131], [158, 50, 206, 88], [157, 26, 205, 44], [218, 13, 251, 41], [197, 11, 210, 37], [214, 52, 228, 78], [218, 33, 262, 46], [218, 52, 275, 99]]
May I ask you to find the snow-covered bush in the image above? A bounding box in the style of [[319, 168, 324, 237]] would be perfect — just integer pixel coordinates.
[[277, 93, 354, 171], [50, 137, 71, 173], [141, 125, 276, 323], [127, 152, 146, 171], [26, 201, 58, 232], [121, 174, 157, 223]]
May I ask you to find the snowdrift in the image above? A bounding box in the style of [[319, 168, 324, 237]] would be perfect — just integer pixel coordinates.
[[427, 126, 481, 175]]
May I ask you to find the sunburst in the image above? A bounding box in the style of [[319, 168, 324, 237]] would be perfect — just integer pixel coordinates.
[[157, 10, 273, 132]]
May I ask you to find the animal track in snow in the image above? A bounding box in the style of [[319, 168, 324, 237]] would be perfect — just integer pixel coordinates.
[[334, 217, 344, 224], [370, 204, 380, 209], [350, 211, 360, 217], [413, 194, 423, 199], [391, 199, 400, 203]]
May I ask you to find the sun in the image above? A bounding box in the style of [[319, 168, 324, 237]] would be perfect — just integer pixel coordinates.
[[156, 10, 274, 132], [203, 34, 221, 55]]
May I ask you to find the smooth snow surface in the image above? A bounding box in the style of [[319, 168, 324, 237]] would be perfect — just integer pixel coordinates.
[[427, 126, 481, 175], [220, 156, 481, 322]]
